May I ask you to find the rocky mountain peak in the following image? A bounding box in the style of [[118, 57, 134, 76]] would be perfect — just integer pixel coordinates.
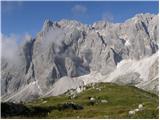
[[125, 13, 155, 24], [42, 19, 54, 31], [92, 20, 112, 29], [1, 13, 159, 102]]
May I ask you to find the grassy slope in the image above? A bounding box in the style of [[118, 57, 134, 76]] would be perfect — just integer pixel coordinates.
[[4, 83, 159, 119]]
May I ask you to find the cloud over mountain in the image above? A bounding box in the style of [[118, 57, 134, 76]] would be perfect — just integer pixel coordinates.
[[71, 4, 87, 15]]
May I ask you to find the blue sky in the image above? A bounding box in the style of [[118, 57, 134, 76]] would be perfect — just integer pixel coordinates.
[[1, 1, 159, 37]]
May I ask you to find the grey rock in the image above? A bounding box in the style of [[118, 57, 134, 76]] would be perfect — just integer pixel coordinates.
[[1, 13, 159, 102]]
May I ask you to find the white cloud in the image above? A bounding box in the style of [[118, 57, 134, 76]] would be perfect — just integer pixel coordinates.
[[71, 5, 87, 15], [23, 33, 32, 41], [102, 12, 114, 22], [20, 33, 32, 45], [42, 28, 65, 53], [1, 34, 20, 63], [1, 33, 32, 64]]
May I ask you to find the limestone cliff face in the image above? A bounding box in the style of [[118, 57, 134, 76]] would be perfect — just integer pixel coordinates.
[[1, 13, 159, 102]]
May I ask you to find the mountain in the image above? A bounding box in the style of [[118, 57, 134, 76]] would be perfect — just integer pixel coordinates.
[[1, 13, 159, 102]]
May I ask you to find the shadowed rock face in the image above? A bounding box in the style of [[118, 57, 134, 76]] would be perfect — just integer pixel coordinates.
[[1, 13, 159, 102]]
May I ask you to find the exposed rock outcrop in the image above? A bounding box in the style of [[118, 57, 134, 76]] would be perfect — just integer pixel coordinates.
[[1, 13, 159, 102]]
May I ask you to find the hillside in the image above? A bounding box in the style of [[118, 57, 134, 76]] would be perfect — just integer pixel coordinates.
[[2, 83, 158, 119]]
